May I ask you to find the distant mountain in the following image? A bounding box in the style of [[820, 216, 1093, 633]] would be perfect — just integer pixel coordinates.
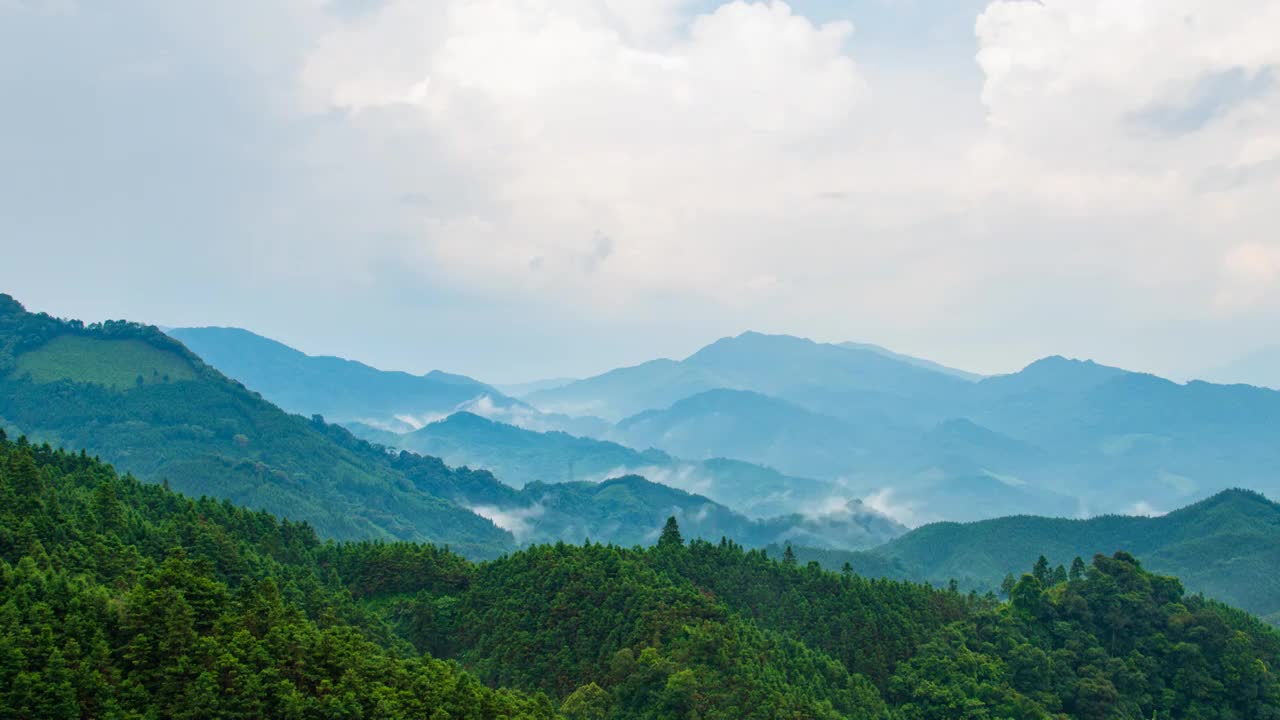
[[168, 326, 518, 427], [1198, 346, 1280, 390], [837, 341, 984, 381], [868, 489, 1280, 622], [616, 389, 886, 480], [563, 347, 1280, 521], [1, 295, 515, 556], [525, 331, 973, 421], [352, 411, 846, 518], [524, 358, 723, 420]]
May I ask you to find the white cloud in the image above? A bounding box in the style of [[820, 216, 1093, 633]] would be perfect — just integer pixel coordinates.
[[468, 503, 546, 542], [5, 0, 1280, 379]]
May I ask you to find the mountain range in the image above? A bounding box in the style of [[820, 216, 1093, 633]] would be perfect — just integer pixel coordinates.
[[348, 410, 843, 519], [2, 295, 900, 554], [170, 321, 1280, 527]]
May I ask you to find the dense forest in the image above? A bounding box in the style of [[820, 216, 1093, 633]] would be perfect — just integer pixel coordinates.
[[3, 431, 1279, 718]]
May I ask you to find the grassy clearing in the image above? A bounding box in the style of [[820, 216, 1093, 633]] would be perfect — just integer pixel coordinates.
[[12, 335, 196, 390]]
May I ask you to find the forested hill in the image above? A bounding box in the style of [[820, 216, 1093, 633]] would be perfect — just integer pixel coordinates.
[[0, 293, 516, 555], [4, 432, 1280, 719], [870, 488, 1280, 622]]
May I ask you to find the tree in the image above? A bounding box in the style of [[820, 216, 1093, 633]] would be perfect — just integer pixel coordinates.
[[1069, 556, 1086, 582], [841, 562, 854, 578], [1000, 573, 1017, 599], [1032, 555, 1051, 585], [658, 516, 683, 548], [782, 544, 797, 567], [560, 682, 611, 720], [1051, 564, 1068, 586]]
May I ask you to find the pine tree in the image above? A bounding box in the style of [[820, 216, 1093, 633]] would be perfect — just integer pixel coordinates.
[[1069, 556, 1086, 582], [1032, 555, 1050, 585], [658, 516, 683, 548], [782, 545, 797, 567]]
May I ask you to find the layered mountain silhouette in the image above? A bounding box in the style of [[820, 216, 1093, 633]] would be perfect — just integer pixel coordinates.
[[162, 321, 1280, 528], [4, 295, 899, 553], [350, 410, 847, 519]]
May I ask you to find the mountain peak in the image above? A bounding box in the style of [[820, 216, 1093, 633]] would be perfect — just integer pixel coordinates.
[[984, 355, 1129, 393]]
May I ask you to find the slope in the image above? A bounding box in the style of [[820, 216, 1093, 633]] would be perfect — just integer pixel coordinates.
[[0, 294, 514, 555], [168, 326, 517, 427], [872, 488, 1280, 619]]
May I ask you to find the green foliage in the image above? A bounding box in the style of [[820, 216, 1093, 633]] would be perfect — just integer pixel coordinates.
[[2, 431, 1280, 719], [0, 435, 552, 719], [12, 335, 196, 389], [872, 488, 1280, 622], [0, 294, 515, 556], [889, 552, 1280, 719]]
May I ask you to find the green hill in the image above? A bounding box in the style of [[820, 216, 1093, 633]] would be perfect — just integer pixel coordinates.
[[5, 433, 1278, 718], [869, 488, 1280, 620], [0, 293, 514, 555]]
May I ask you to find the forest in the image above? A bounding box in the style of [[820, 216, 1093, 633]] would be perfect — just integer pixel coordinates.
[[3, 431, 1279, 719]]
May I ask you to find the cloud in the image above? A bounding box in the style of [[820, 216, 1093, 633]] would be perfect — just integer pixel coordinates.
[[3, 0, 1280, 380], [862, 488, 923, 527], [1127, 500, 1166, 517], [468, 503, 546, 542]]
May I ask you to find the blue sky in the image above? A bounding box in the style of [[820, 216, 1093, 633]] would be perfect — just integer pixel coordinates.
[[2, 0, 1278, 383]]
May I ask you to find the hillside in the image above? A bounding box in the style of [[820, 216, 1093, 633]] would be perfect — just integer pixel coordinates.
[[5, 434, 1279, 719], [168, 326, 517, 427], [0, 294, 515, 555], [374, 411, 842, 518], [510, 474, 904, 550], [871, 488, 1280, 621]]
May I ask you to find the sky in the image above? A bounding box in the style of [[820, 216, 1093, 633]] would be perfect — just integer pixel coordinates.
[[2, 0, 1278, 383]]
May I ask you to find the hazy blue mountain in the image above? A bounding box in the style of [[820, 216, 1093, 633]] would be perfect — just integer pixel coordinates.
[[352, 411, 846, 518], [838, 341, 984, 381], [865, 488, 1280, 623], [168, 326, 519, 427], [610, 388, 1071, 522], [960, 362, 1280, 510], [525, 331, 973, 421], [523, 358, 725, 420], [616, 389, 889, 480], [1198, 346, 1280, 390]]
